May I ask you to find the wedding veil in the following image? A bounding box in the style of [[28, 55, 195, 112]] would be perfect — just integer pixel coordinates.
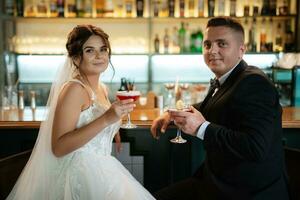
[[6, 57, 76, 200]]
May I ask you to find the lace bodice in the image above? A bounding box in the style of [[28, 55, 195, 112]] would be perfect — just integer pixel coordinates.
[[74, 100, 121, 156]]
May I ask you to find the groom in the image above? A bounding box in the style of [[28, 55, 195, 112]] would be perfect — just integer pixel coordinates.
[[151, 17, 290, 200]]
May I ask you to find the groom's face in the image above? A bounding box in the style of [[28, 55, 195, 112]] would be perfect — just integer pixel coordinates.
[[203, 26, 245, 78]]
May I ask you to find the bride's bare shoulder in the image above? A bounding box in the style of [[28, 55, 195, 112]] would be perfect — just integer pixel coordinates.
[[57, 81, 90, 106]]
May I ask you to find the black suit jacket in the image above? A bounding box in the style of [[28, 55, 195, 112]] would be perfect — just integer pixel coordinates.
[[193, 60, 290, 200]]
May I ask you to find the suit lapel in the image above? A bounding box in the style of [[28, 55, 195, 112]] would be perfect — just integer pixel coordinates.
[[201, 60, 247, 113]]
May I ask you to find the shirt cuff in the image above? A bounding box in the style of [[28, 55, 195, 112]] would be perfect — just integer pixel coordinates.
[[196, 121, 210, 140]]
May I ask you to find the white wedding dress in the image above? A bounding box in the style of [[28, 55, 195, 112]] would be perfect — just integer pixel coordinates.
[[49, 90, 155, 200]]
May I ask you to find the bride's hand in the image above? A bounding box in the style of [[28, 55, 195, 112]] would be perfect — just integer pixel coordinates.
[[104, 99, 135, 124]]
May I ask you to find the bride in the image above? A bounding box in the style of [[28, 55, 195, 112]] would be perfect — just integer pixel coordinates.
[[6, 24, 155, 200]]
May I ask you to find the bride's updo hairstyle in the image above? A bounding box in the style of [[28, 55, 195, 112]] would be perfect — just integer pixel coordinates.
[[66, 24, 111, 67]]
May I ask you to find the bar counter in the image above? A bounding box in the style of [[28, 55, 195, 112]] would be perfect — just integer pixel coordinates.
[[0, 106, 300, 129]]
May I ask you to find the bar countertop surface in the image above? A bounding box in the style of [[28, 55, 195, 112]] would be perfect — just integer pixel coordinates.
[[0, 107, 299, 129]]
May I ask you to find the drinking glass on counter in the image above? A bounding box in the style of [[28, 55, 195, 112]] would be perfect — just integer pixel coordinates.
[[116, 90, 141, 129]]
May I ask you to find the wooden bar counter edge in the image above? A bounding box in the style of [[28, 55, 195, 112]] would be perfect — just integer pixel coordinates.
[[0, 107, 299, 129]]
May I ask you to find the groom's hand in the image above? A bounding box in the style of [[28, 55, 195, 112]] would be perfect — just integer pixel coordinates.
[[151, 112, 171, 139]]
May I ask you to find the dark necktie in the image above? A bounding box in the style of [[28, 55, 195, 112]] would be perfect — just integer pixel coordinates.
[[207, 78, 220, 97]]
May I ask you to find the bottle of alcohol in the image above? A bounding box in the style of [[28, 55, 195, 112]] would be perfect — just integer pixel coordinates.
[[229, 0, 236, 16], [184, 22, 190, 52], [208, 0, 215, 17], [163, 28, 170, 53], [16, 0, 24, 16], [171, 26, 180, 53], [50, 0, 58, 17], [252, 0, 260, 16], [94, 0, 104, 17], [188, 0, 195, 17], [159, 0, 168, 17], [66, 0, 76, 17], [190, 30, 196, 52], [24, 0, 37, 17], [5, 0, 15, 15], [260, 18, 267, 52], [57, 0, 65, 17], [179, 0, 185, 17], [154, 34, 160, 53], [168, 0, 175, 17], [113, 0, 123, 17], [261, 0, 270, 15], [248, 18, 257, 52], [178, 22, 186, 53], [244, 2, 250, 16], [278, 0, 289, 15], [104, 0, 114, 17], [267, 18, 274, 52], [125, 0, 133, 17], [136, 0, 144, 17], [197, 0, 204, 17], [218, 0, 225, 16], [34, 0, 47, 17], [153, 0, 159, 17], [195, 28, 203, 53], [269, 0, 276, 16], [76, 0, 83, 17], [274, 23, 283, 52]]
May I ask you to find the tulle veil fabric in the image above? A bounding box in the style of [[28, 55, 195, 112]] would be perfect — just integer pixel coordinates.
[[6, 57, 76, 200]]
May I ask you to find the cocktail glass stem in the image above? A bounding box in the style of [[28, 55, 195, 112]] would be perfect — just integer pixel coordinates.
[[170, 129, 187, 143]]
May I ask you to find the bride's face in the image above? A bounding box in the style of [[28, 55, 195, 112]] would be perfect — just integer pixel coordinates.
[[79, 35, 109, 76]]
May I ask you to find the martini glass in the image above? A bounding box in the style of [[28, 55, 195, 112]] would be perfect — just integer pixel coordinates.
[[168, 101, 190, 143], [116, 90, 141, 129]]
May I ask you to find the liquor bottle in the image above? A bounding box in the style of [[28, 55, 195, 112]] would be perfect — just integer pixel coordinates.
[[24, 0, 36, 17], [229, 0, 236, 16], [50, 0, 58, 17], [94, 0, 104, 17], [188, 0, 195, 17], [278, 0, 289, 15], [57, 0, 65, 17], [184, 22, 190, 52], [260, 18, 267, 52], [84, 0, 93, 17], [197, 0, 204, 17], [244, 2, 250, 16], [171, 26, 180, 53], [179, 0, 185, 17], [76, 0, 83, 17], [16, 0, 24, 16], [153, 0, 159, 17], [208, 0, 215, 17], [163, 28, 170, 53], [136, 0, 144, 17], [104, 0, 114, 17], [218, 0, 225, 16], [274, 23, 283, 52], [159, 0, 168, 17], [154, 34, 160, 53], [168, 0, 175, 17], [252, 0, 260, 16], [178, 22, 186, 53], [248, 18, 257, 52], [37, 0, 49, 17], [125, 0, 133, 17], [190, 30, 196, 52], [65, 0, 76, 17], [284, 19, 294, 51], [113, 0, 123, 17], [261, 0, 270, 15], [269, 0, 276, 16], [195, 28, 203, 53], [5, 0, 14, 15], [267, 18, 274, 52]]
